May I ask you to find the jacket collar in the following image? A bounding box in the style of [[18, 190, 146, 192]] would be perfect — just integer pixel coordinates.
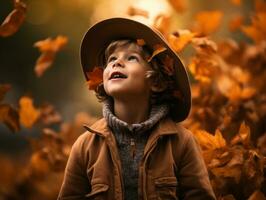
[[83, 117, 181, 138]]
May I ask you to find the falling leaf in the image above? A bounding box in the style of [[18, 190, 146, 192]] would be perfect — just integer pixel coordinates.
[[229, 15, 243, 32], [0, 0, 27, 37], [194, 10, 223, 36], [40, 103, 62, 125], [191, 37, 218, 54], [255, 0, 266, 13], [231, 121, 251, 146], [86, 67, 103, 90], [0, 104, 20, 132], [147, 44, 167, 62], [153, 14, 171, 36], [19, 96, 40, 128], [167, 0, 187, 13], [168, 30, 197, 52], [136, 39, 146, 46], [241, 12, 266, 43], [30, 150, 51, 177], [127, 6, 149, 18], [34, 35, 68, 77], [0, 84, 11, 102], [230, 0, 241, 6]]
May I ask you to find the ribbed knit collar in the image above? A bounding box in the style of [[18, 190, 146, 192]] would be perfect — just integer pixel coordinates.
[[103, 99, 169, 135]]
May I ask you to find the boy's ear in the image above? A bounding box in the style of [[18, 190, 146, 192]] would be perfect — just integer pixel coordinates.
[[151, 81, 167, 92]]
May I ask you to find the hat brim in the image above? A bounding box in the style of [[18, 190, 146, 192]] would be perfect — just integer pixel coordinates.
[[80, 17, 191, 122]]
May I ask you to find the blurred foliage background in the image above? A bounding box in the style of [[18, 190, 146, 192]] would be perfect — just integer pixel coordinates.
[[0, 0, 265, 199]]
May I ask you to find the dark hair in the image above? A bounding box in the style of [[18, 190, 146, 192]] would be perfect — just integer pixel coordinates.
[[95, 39, 181, 106]]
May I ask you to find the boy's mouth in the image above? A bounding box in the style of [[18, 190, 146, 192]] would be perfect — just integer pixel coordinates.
[[109, 71, 127, 80]]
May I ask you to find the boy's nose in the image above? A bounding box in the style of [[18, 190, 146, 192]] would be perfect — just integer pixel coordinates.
[[112, 58, 125, 68]]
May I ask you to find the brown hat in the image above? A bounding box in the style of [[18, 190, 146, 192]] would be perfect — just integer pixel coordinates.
[[80, 17, 191, 122]]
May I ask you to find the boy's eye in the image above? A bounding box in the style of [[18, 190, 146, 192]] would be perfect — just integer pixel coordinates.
[[107, 56, 117, 63], [128, 55, 139, 62]]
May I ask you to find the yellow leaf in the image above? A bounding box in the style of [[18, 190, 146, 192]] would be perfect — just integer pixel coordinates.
[[168, 30, 196, 52]]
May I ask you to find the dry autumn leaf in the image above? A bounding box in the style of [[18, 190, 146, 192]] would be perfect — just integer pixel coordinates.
[[19, 96, 40, 128], [194, 10, 223, 36], [0, 104, 20, 132], [167, 0, 187, 13], [229, 15, 244, 32], [191, 37, 218, 54], [230, 0, 241, 6], [0, 0, 26, 37], [40, 103, 62, 125], [230, 121, 251, 146], [86, 67, 103, 90], [153, 14, 171, 36], [168, 30, 197, 52], [147, 44, 167, 62], [34, 35, 68, 77], [127, 6, 149, 18]]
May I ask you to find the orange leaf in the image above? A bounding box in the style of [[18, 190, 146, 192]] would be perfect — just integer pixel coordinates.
[[229, 15, 243, 32], [40, 103, 62, 125], [230, 0, 241, 6], [0, 84, 11, 102], [19, 96, 40, 128], [194, 10, 223, 36], [168, 30, 197, 52], [191, 37, 218, 54], [34, 35, 68, 77], [147, 44, 167, 62], [127, 6, 149, 18], [241, 12, 266, 43], [0, 104, 20, 132], [86, 67, 103, 90], [153, 14, 171, 36], [231, 121, 251, 146], [167, 0, 187, 13], [136, 39, 146, 46], [0, 0, 26, 37]]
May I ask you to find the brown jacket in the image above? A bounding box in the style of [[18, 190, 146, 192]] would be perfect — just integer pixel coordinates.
[[58, 117, 216, 200]]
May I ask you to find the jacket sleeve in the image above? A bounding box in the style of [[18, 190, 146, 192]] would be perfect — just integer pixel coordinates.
[[177, 131, 216, 200], [57, 133, 91, 200]]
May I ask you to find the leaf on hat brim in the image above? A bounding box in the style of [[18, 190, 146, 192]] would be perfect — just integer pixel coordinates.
[[229, 15, 244, 32], [191, 37, 218, 54], [0, 104, 20, 132], [136, 39, 146, 46], [0, 0, 26, 37], [194, 10, 223, 36], [241, 12, 266, 43], [230, 121, 251, 146], [86, 67, 103, 90], [19, 96, 40, 128], [0, 84, 11, 102], [230, 0, 241, 6], [34, 36, 68, 77], [127, 6, 149, 18], [147, 44, 167, 62], [162, 55, 174, 75], [168, 30, 197, 53], [167, 0, 187, 13]]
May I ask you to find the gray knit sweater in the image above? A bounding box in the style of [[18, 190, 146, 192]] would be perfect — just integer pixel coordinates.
[[103, 100, 169, 200]]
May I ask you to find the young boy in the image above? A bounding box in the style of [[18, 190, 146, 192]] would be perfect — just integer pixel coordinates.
[[58, 17, 216, 200]]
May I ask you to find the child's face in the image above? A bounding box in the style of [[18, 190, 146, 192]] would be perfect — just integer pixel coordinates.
[[103, 44, 153, 99]]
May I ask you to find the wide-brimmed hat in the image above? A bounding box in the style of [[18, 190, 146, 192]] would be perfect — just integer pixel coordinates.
[[80, 17, 191, 122]]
